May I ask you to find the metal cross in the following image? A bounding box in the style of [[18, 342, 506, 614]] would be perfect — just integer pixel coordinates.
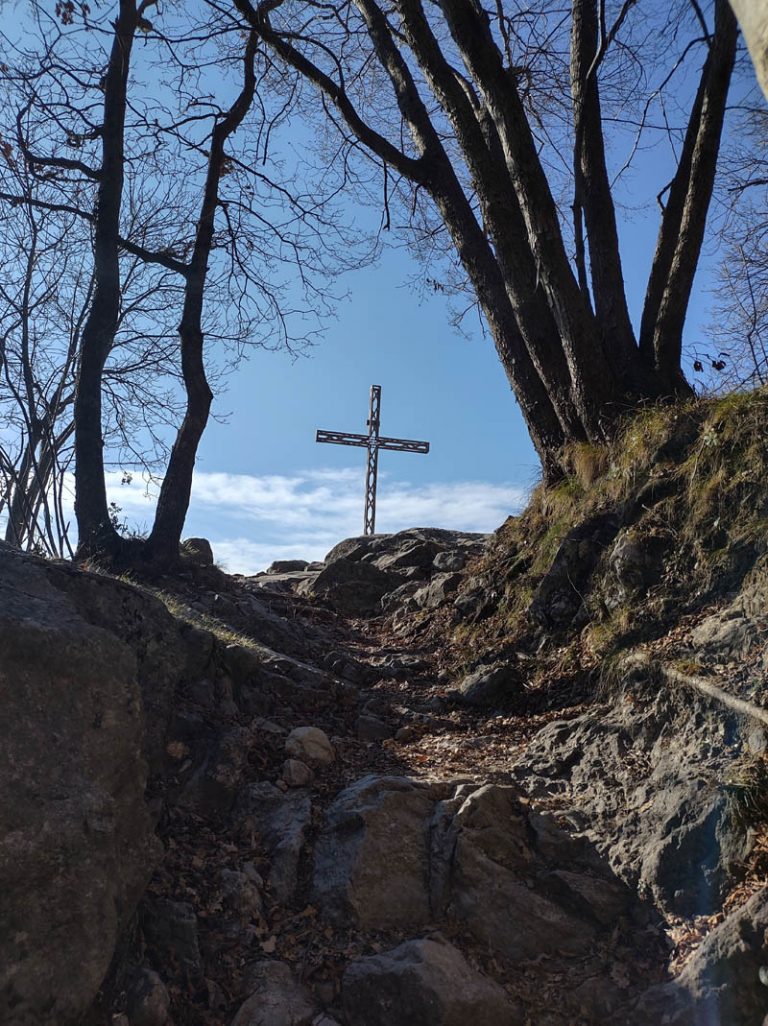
[[316, 384, 430, 535]]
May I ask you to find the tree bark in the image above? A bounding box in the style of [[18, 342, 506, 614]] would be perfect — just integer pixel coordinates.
[[146, 34, 258, 564], [570, 0, 646, 392], [73, 0, 139, 558], [640, 0, 737, 393], [394, 0, 585, 442], [438, 0, 622, 440]]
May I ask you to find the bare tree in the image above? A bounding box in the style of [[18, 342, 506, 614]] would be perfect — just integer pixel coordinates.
[[0, 0, 367, 563], [231, 0, 738, 478]]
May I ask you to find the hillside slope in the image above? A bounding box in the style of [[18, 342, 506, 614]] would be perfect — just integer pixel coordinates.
[[2, 390, 768, 1025]]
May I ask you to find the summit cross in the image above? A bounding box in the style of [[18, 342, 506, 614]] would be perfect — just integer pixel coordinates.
[[316, 385, 430, 536]]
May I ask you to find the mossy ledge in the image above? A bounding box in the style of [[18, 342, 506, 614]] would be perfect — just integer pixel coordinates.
[[431, 387, 768, 696]]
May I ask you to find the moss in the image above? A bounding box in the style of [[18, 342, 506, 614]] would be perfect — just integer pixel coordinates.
[[725, 753, 768, 829], [440, 386, 768, 674]]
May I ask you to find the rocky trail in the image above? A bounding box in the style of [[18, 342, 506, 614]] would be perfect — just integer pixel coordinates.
[[3, 517, 768, 1026]]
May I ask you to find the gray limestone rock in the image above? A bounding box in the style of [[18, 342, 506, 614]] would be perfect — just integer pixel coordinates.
[[445, 784, 623, 960], [433, 550, 468, 572], [312, 776, 436, 928], [267, 559, 309, 574], [456, 662, 519, 707], [282, 758, 315, 787], [307, 558, 395, 616], [285, 726, 335, 767], [512, 682, 749, 918], [629, 887, 768, 1025], [182, 537, 214, 566], [413, 572, 464, 611], [231, 961, 317, 1026], [126, 967, 171, 1026], [239, 783, 312, 903], [342, 936, 520, 1026], [0, 544, 159, 1026], [141, 898, 202, 976]]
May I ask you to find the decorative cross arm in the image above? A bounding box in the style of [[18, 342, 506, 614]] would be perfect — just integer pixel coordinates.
[[316, 429, 429, 454]]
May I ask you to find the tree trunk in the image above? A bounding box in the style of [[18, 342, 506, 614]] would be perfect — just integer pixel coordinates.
[[394, 0, 585, 442], [640, 0, 737, 393], [729, 0, 768, 102], [571, 0, 649, 394], [146, 34, 257, 565], [73, 0, 138, 558]]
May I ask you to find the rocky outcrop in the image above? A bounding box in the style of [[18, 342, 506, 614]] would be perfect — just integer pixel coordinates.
[[342, 937, 518, 1026], [0, 544, 159, 1026], [3, 495, 767, 1026], [311, 774, 659, 981], [267, 528, 489, 619], [512, 676, 750, 918], [631, 887, 768, 1025]]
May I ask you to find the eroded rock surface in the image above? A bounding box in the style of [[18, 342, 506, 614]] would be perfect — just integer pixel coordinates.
[[0, 544, 158, 1026]]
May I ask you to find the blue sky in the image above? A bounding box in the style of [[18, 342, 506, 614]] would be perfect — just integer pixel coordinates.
[[108, 243, 539, 571], [108, 216, 717, 574]]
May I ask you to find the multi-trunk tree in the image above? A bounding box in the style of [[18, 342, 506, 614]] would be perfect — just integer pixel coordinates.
[[233, 0, 739, 480]]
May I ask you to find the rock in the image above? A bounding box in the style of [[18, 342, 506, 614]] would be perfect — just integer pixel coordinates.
[[176, 726, 254, 820], [182, 537, 214, 566], [413, 572, 463, 611], [267, 559, 309, 574], [231, 961, 317, 1026], [219, 867, 266, 923], [374, 540, 443, 573], [0, 545, 158, 1026], [512, 683, 748, 917], [285, 726, 335, 767], [312, 776, 436, 928], [342, 936, 520, 1026], [126, 967, 170, 1026], [356, 715, 394, 741], [630, 887, 768, 1025], [324, 535, 386, 565], [238, 783, 312, 903], [528, 512, 620, 628], [307, 558, 394, 616], [141, 898, 202, 977], [604, 530, 664, 611], [282, 759, 315, 787], [444, 784, 628, 960], [453, 576, 498, 622], [433, 550, 467, 572], [455, 663, 519, 707], [380, 581, 422, 614]]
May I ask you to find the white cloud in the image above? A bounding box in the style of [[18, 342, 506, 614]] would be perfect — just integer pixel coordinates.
[[98, 466, 529, 574]]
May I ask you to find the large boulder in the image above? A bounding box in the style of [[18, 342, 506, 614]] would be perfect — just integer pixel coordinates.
[[630, 887, 768, 1025], [231, 961, 317, 1026], [512, 678, 749, 917], [342, 936, 520, 1026], [0, 544, 158, 1026], [443, 784, 632, 961], [311, 774, 647, 980], [312, 775, 437, 928], [305, 558, 395, 616]]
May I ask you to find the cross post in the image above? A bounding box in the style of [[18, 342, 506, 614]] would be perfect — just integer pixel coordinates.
[[316, 384, 430, 535]]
